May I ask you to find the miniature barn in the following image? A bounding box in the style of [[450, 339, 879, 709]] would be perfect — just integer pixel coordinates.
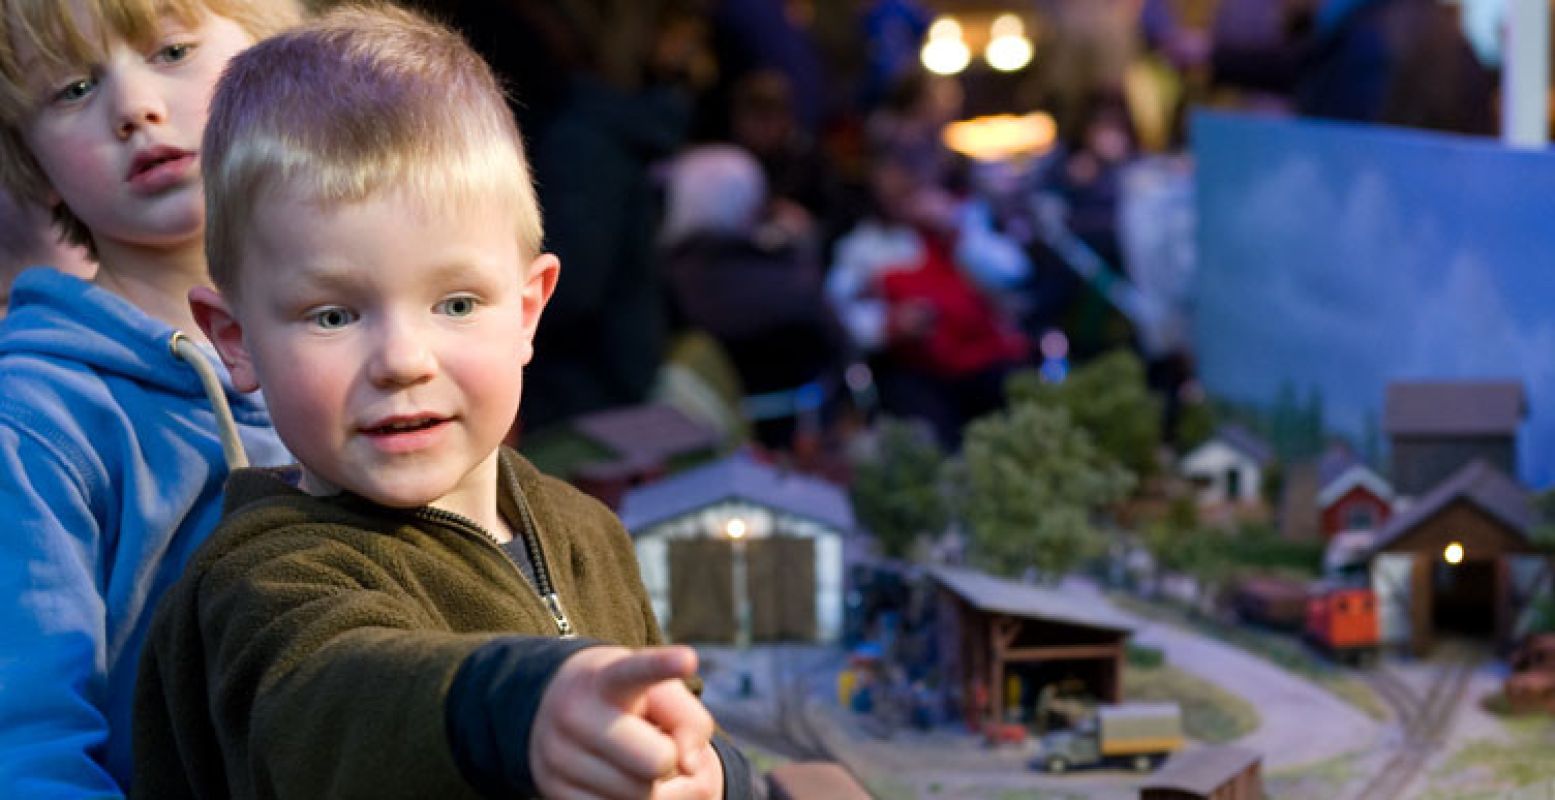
[[930, 566, 1134, 731], [1385, 380, 1523, 499], [1141, 745, 1263, 800], [618, 452, 850, 644], [1369, 460, 1542, 653]]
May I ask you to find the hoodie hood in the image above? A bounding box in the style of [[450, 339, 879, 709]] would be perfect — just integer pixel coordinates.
[[0, 267, 271, 425]]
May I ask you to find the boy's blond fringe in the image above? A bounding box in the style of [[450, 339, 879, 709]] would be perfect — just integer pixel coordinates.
[[202, 4, 542, 296]]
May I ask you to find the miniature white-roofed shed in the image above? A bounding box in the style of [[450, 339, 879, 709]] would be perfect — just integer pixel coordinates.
[[619, 452, 852, 643]]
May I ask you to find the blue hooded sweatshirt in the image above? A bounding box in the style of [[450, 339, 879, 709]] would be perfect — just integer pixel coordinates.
[[0, 268, 289, 798]]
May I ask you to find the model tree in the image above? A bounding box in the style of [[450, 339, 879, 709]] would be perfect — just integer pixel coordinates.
[[1005, 348, 1161, 481], [850, 417, 950, 559], [947, 402, 1135, 579]]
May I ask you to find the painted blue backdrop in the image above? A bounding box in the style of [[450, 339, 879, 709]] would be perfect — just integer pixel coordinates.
[[1191, 111, 1555, 488]]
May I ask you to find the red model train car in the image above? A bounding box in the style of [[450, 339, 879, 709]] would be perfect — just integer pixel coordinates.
[[1304, 583, 1380, 662]]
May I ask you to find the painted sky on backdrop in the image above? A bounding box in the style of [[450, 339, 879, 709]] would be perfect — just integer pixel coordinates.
[[1191, 112, 1555, 488]]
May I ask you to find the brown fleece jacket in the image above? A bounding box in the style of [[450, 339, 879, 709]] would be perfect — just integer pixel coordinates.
[[133, 448, 663, 799]]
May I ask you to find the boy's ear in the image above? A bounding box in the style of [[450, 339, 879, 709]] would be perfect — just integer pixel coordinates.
[[189, 285, 260, 393], [518, 254, 560, 366]]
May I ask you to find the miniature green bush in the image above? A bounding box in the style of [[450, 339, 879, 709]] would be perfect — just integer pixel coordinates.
[[850, 417, 950, 559]]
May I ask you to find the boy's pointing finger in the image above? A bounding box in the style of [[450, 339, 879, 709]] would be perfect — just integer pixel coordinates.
[[597, 645, 698, 706]]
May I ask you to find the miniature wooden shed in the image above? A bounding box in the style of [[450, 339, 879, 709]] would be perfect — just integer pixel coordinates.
[[619, 452, 851, 644], [1140, 745, 1263, 800], [1369, 460, 1540, 653], [930, 566, 1134, 730], [1385, 381, 1523, 498]]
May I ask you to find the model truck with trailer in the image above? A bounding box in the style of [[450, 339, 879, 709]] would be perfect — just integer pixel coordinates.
[[1035, 702, 1184, 773]]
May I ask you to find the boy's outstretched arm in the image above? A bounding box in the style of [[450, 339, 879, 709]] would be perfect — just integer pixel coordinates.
[[447, 642, 752, 799]]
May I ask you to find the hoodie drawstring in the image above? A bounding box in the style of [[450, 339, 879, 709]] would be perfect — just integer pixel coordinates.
[[168, 332, 249, 470]]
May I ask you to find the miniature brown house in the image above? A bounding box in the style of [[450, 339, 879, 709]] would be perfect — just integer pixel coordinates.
[[1140, 745, 1263, 800], [1385, 381, 1524, 498], [619, 452, 852, 644], [931, 566, 1133, 730], [1369, 460, 1537, 653]]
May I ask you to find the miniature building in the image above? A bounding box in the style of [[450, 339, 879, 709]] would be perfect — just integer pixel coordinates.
[[1385, 381, 1524, 498], [1369, 460, 1540, 653], [1316, 456, 1393, 541], [619, 452, 851, 643], [1140, 745, 1263, 800], [930, 566, 1134, 731], [1277, 458, 1321, 541], [518, 403, 724, 508], [1180, 424, 1274, 508]]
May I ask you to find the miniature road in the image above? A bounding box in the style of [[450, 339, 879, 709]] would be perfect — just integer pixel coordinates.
[[1063, 578, 1382, 771]]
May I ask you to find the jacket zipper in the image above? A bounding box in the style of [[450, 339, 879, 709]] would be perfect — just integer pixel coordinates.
[[413, 500, 576, 639]]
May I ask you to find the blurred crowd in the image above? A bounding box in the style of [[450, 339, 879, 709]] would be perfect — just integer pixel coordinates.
[[2, 0, 1523, 457]]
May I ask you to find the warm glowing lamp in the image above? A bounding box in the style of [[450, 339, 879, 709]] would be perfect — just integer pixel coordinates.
[[1443, 542, 1465, 565], [942, 111, 1057, 161], [724, 515, 753, 694], [921, 17, 971, 75], [984, 14, 1033, 72]]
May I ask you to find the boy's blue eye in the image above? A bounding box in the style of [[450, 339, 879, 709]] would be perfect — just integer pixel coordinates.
[[155, 42, 194, 63], [309, 307, 358, 330], [437, 296, 478, 317], [53, 78, 95, 103]]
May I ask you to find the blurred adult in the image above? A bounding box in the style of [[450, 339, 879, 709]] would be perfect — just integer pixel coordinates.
[[708, 0, 828, 135], [725, 69, 854, 251], [858, 0, 932, 111], [1295, 0, 1496, 134], [827, 146, 1031, 450], [1025, 0, 1141, 147], [660, 144, 845, 449]]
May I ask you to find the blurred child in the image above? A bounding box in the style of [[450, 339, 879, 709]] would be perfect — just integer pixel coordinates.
[[0, 1, 297, 794], [134, 8, 750, 798], [0, 188, 94, 317]]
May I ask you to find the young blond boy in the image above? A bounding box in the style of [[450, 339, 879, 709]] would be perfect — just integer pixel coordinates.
[[0, 1, 296, 795], [134, 7, 750, 798]]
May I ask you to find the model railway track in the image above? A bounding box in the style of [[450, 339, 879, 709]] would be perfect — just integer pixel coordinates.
[[710, 649, 833, 762], [771, 647, 833, 761], [1351, 643, 1479, 800]]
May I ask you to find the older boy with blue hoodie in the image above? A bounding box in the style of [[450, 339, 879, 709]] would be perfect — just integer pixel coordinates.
[[135, 7, 751, 799], [0, 0, 297, 795]]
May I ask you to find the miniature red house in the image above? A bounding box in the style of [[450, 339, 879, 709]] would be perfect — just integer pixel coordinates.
[[1316, 458, 1393, 541]]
